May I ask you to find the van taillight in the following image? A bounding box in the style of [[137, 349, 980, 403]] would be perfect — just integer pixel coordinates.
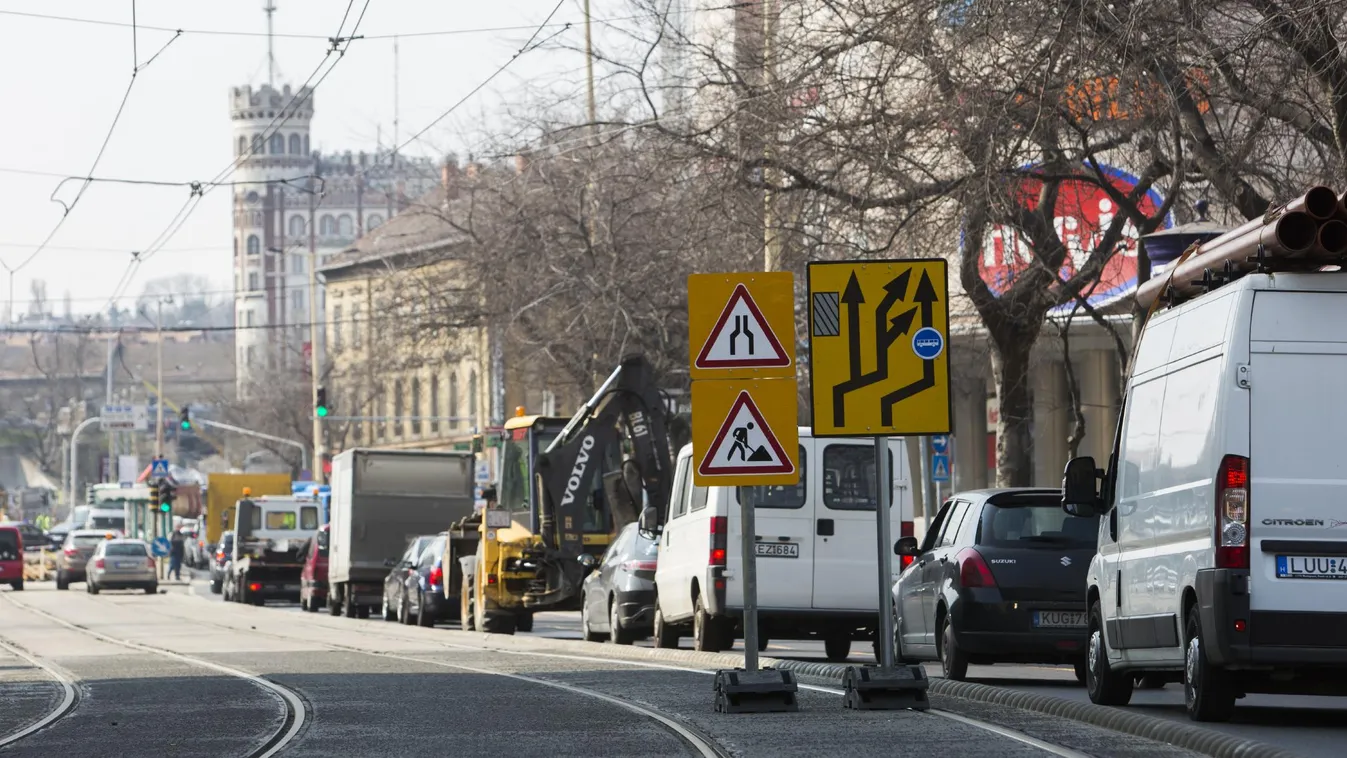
[[428, 565, 444, 589], [956, 548, 996, 588], [709, 516, 727, 567], [1216, 454, 1250, 569], [900, 521, 915, 570]]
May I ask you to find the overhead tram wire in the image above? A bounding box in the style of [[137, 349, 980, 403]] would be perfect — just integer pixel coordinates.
[[4, 16, 183, 277], [99, 1, 372, 307]]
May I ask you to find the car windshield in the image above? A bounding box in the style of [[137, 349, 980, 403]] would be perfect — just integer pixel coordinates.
[[0, 531, 18, 560], [978, 503, 1099, 549], [106, 543, 148, 557], [90, 516, 124, 529]]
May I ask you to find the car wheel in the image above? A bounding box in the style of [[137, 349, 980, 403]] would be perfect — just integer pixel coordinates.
[[300, 595, 309, 613], [145, 584, 158, 595], [692, 594, 723, 653], [1184, 606, 1236, 722], [12, 580, 23, 592], [56, 573, 68, 591], [382, 594, 397, 621], [609, 597, 633, 645], [343, 591, 357, 618], [653, 605, 679, 649], [824, 634, 851, 662], [515, 612, 533, 633], [1086, 600, 1133, 706], [938, 614, 969, 681], [356, 604, 370, 619], [581, 595, 603, 642], [328, 592, 341, 616], [88, 582, 99, 595], [417, 593, 434, 628], [399, 594, 413, 625], [210, 578, 222, 595]]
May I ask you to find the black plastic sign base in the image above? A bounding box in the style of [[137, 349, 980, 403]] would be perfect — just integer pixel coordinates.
[[713, 668, 800, 713], [841, 665, 930, 710]]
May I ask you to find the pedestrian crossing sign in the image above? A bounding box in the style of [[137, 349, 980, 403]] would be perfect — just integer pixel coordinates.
[[692, 378, 799, 486], [688, 272, 795, 379]]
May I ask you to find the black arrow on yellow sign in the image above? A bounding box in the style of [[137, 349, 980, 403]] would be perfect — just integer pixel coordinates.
[[831, 269, 916, 427], [879, 271, 940, 425]]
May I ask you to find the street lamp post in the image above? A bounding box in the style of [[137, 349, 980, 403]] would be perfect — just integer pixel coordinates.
[[68, 416, 102, 509]]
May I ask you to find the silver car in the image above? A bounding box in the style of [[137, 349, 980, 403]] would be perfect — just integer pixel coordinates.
[[87, 539, 158, 595]]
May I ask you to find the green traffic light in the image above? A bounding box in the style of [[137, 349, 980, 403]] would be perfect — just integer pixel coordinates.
[[160, 502, 171, 513], [315, 406, 328, 418], [181, 421, 191, 430]]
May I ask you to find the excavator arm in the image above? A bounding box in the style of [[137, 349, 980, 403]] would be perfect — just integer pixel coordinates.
[[534, 354, 676, 557]]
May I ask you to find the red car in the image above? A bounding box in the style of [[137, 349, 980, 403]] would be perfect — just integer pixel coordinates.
[[0, 525, 24, 591], [300, 525, 329, 613]]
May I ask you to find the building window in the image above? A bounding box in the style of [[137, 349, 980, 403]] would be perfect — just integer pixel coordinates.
[[303, 135, 310, 154], [393, 380, 405, 436], [367, 214, 384, 230], [290, 253, 303, 274], [320, 215, 336, 236], [430, 375, 440, 433], [293, 290, 304, 313], [270, 133, 284, 154], [332, 305, 343, 352], [237, 136, 247, 155], [245, 346, 256, 367], [468, 371, 478, 429], [288, 133, 302, 155], [411, 377, 422, 434], [338, 214, 353, 237], [247, 235, 260, 255], [449, 373, 459, 429], [351, 385, 364, 442], [376, 383, 386, 439], [233, 237, 239, 258], [352, 305, 362, 348], [245, 310, 254, 327], [288, 215, 305, 238], [248, 272, 259, 291], [251, 135, 263, 155]]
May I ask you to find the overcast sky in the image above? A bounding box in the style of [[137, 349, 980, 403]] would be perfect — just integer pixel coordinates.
[[0, 0, 635, 317]]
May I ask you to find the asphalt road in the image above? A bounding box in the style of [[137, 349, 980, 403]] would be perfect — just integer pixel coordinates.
[[0, 579, 1202, 758], [174, 570, 1347, 757]]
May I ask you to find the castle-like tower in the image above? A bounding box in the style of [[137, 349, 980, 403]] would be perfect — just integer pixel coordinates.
[[229, 82, 437, 396]]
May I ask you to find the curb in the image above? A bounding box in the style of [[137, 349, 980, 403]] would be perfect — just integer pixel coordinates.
[[450, 632, 1300, 758]]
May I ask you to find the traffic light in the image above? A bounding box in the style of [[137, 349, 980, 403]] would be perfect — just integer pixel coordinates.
[[159, 480, 175, 513], [315, 386, 329, 418], [148, 480, 160, 509], [179, 406, 192, 431]]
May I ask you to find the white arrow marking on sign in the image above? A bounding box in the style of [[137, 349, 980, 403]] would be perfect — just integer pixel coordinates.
[[695, 285, 791, 369], [699, 391, 794, 476]]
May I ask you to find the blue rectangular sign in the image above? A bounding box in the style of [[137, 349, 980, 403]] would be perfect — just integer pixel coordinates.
[[931, 454, 950, 483]]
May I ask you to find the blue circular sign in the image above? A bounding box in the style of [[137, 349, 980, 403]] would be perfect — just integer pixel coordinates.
[[912, 327, 945, 360], [151, 537, 171, 557]]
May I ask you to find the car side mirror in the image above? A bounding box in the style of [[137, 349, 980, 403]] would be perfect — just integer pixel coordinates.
[[637, 506, 661, 538], [1062, 456, 1107, 517], [383, 558, 396, 568], [894, 536, 920, 557], [578, 553, 598, 571]]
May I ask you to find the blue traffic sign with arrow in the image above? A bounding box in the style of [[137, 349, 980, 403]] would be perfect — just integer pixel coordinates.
[[151, 537, 171, 557]]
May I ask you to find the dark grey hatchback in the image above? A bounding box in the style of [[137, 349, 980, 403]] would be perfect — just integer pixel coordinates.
[[891, 488, 1099, 682]]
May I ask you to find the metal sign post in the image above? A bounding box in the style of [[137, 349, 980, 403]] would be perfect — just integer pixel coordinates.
[[874, 435, 895, 672], [687, 272, 800, 714]]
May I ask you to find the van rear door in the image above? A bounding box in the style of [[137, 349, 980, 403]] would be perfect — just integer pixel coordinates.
[[727, 443, 814, 610], [811, 440, 906, 611], [1249, 290, 1347, 617]]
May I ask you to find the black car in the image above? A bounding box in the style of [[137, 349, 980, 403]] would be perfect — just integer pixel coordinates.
[[381, 534, 439, 625], [892, 488, 1099, 681], [579, 523, 658, 645], [210, 531, 235, 594]]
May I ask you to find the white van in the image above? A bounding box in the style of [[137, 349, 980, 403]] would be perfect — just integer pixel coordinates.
[[1063, 271, 1347, 722], [653, 428, 912, 660]]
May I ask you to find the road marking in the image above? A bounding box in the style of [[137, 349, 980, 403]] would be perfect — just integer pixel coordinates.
[[0, 638, 79, 749], [2, 595, 307, 758]]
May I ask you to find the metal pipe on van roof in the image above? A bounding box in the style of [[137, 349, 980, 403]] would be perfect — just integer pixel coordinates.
[[1134, 210, 1318, 308], [1314, 219, 1347, 257], [1282, 185, 1339, 221]]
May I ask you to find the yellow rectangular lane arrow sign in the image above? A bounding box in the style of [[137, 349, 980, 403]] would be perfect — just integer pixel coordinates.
[[807, 259, 952, 437], [692, 378, 800, 486], [688, 272, 796, 380]]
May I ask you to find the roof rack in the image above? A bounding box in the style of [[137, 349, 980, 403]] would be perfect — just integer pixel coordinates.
[[1136, 185, 1347, 309]]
